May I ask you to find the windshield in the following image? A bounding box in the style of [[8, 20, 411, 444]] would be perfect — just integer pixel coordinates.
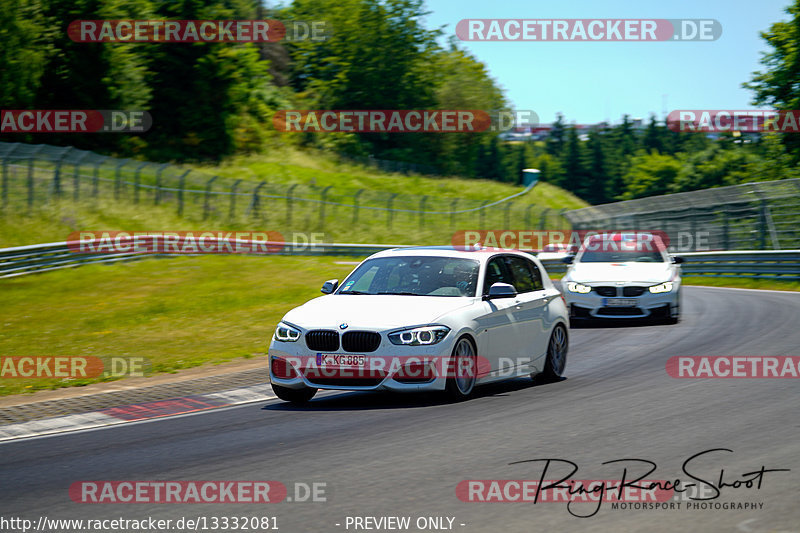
[[578, 249, 667, 263], [337, 256, 480, 297]]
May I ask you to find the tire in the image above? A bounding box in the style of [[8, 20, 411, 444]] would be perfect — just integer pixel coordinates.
[[445, 336, 477, 401], [271, 383, 317, 404], [665, 299, 681, 324], [537, 324, 568, 382]]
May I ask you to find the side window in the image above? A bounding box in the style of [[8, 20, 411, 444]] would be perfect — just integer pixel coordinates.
[[482, 257, 514, 295], [527, 259, 544, 291], [504, 256, 536, 294]]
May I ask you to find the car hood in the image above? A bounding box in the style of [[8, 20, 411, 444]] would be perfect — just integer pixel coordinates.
[[568, 262, 675, 284], [282, 295, 475, 330]]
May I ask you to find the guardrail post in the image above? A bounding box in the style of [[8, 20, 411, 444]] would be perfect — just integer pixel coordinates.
[[92, 159, 104, 198], [154, 164, 168, 205], [114, 160, 126, 200], [759, 200, 767, 250], [251, 181, 266, 220], [203, 176, 218, 220], [419, 195, 428, 229], [286, 183, 297, 225], [229, 179, 242, 220], [53, 157, 65, 198], [177, 170, 189, 217], [319, 186, 332, 229], [134, 162, 148, 204], [387, 193, 398, 229], [721, 209, 730, 250], [539, 208, 550, 230], [353, 189, 364, 224]]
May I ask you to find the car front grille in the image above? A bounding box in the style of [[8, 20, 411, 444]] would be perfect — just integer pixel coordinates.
[[305, 330, 339, 351], [623, 286, 647, 297], [342, 331, 381, 352], [594, 286, 617, 297], [598, 307, 644, 316]]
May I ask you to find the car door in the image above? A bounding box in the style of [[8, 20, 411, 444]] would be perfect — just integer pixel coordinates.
[[504, 256, 550, 369], [474, 256, 520, 376]]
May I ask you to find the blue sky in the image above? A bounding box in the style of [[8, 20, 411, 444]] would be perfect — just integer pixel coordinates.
[[421, 0, 791, 124]]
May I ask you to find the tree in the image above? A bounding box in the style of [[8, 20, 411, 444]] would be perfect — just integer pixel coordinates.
[[744, 0, 800, 160], [621, 151, 681, 199], [545, 113, 566, 157]]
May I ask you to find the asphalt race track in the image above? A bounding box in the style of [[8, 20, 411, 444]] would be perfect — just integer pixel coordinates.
[[1, 286, 799, 533]]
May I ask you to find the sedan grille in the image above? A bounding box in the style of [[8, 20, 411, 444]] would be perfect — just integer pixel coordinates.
[[342, 331, 381, 353], [305, 330, 339, 351], [623, 286, 646, 297], [594, 286, 617, 297], [598, 307, 644, 316]]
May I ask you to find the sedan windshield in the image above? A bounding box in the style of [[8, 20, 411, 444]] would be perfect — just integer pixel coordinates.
[[337, 256, 480, 297], [578, 249, 666, 263]]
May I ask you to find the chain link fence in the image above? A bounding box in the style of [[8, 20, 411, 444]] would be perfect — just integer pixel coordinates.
[[0, 143, 569, 242], [564, 179, 800, 251]]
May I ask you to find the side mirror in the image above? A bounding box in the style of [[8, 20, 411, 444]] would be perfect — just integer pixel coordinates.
[[562, 255, 574, 264], [672, 256, 684, 264], [485, 282, 517, 300], [321, 279, 339, 294]]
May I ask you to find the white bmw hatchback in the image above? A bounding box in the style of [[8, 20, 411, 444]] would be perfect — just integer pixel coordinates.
[[268, 247, 569, 403]]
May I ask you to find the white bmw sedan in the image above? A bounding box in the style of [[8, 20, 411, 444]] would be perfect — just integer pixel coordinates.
[[268, 247, 569, 403], [562, 233, 684, 322]]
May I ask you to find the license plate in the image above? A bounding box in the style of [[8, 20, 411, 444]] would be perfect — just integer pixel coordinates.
[[605, 298, 638, 307], [316, 353, 366, 368]]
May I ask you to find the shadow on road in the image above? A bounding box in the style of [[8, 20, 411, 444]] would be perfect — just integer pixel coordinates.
[[262, 376, 566, 412], [570, 318, 676, 329]]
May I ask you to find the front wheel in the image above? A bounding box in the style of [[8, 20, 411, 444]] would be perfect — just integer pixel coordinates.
[[537, 324, 568, 382], [445, 337, 477, 401], [271, 383, 317, 404]]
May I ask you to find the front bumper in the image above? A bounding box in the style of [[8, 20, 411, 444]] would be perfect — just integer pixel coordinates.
[[268, 339, 457, 392], [563, 284, 680, 319]]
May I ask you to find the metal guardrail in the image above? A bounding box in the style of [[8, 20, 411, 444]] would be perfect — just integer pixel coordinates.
[[1, 242, 798, 281], [0, 241, 400, 279]]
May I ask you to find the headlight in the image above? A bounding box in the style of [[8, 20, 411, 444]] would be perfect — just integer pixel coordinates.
[[566, 282, 592, 294], [274, 322, 301, 342], [388, 326, 450, 346], [649, 282, 674, 294]]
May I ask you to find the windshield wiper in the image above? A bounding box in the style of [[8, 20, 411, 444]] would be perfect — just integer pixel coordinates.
[[338, 290, 372, 295], [377, 291, 420, 296]]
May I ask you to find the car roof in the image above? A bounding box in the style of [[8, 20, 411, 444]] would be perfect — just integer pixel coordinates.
[[368, 246, 538, 262]]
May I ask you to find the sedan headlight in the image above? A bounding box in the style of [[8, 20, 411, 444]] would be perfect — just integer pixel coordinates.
[[649, 282, 674, 294], [566, 282, 592, 294], [274, 322, 301, 342], [388, 326, 450, 346]]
